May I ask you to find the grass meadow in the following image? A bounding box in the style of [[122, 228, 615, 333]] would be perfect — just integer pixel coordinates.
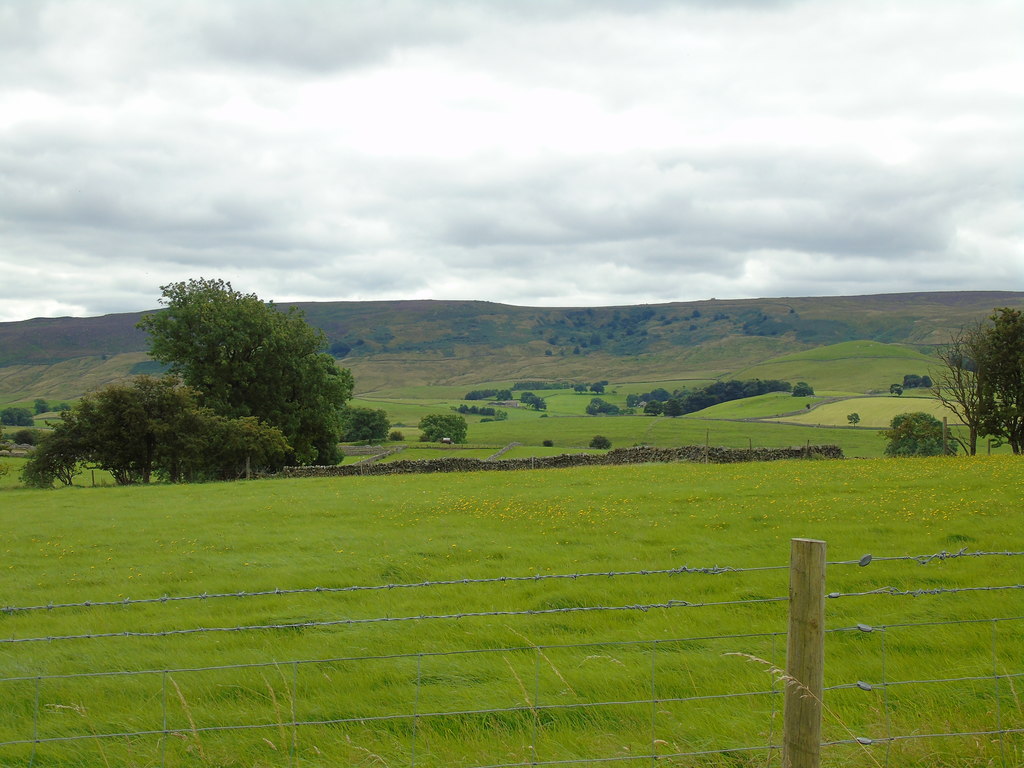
[[1, 456, 1021, 766], [733, 341, 940, 393]]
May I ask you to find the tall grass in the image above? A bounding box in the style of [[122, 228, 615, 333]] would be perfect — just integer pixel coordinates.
[[1, 457, 1021, 765]]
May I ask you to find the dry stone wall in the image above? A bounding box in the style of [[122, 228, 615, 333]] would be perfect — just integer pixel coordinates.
[[283, 444, 843, 479]]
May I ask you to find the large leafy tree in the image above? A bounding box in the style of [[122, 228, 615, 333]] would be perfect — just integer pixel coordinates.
[[976, 307, 1024, 453], [418, 413, 468, 443], [341, 407, 390, 443], [138, 278, 353, 464]]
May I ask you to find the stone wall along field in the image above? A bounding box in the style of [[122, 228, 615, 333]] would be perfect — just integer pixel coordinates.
[[283, 444, 844, 478]]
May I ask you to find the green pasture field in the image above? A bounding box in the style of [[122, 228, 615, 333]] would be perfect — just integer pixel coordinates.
[[499, 445, 597, 459], [356, 384, 488, 400], [770, 395, 963, 428], [695, 392, 815, 420], [734, 341, 939, 393], [376, 446, 501, 462], [0, 457, 26, 488], [350, 373, 989, 459], [1, 457, 1021, 767], [468, 413, 891, 457], [538, 390, 631, 415]]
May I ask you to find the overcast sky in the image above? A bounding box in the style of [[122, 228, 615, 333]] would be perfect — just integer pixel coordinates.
[[2, 0, 1021, 321]]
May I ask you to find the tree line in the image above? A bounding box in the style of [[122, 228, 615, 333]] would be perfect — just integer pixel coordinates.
[[639, 379, 794, 416], [22, 279, 355, 486], [453, 404, 508, 419]]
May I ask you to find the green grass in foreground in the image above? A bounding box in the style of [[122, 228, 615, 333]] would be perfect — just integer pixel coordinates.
[[1, 457, 1022, 766]]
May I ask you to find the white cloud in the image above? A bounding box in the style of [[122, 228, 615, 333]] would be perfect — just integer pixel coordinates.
[[0, 0, 1021, 321]]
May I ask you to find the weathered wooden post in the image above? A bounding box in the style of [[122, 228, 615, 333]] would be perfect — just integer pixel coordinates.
[[783, 538, 826, 768]]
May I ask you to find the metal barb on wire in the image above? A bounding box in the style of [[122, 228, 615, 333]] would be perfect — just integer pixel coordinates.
[[830, 548, 1024, 568]]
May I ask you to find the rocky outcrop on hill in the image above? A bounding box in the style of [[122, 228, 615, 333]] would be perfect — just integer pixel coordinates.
[[282, 444, 843, 478]]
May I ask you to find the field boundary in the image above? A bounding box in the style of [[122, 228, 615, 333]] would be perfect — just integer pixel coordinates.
[[283, 444, 845, 478]]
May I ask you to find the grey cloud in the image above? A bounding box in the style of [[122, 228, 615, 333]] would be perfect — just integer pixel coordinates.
[[417, 148, 963, 267], [198, 0, 470, 74]]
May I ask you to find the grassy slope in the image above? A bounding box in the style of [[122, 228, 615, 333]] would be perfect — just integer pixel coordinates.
[[0, 458, 1021, 766], [0, 353, 150, 401], [2, 292, 1021, 400], [733, 340, 939, 393]]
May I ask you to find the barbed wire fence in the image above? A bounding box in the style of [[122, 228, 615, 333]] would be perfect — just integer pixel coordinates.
[[0, 545, 1021, 767]]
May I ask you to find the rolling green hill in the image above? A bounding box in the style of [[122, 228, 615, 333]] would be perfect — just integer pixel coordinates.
[[1, 291, 1021, 401], [732, 340, 940, 393]]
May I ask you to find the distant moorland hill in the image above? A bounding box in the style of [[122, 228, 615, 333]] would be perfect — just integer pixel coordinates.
[[1, 291, 1021, 400]]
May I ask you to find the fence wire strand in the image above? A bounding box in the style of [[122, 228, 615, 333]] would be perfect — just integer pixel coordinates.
[[6, 547, 1020, 617], [0, 563, 782, 616], [828, 583, 1024, 599], [0, 596, 789, 646], [830, 548, 1024, 567], [3, 549, 1021, 766]]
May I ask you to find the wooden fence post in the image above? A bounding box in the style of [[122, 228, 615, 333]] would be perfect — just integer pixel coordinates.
[[783, 538, 826, 768]]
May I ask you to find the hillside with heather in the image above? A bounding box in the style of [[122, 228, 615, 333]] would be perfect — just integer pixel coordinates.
[[1, 291, 1021, 400]]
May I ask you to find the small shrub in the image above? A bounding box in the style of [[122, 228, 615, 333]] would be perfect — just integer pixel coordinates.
[[542, 439, 553, 447], [13, 429, 39, 445], [589, 435, 611, 449], [792, 382, 814, 397], [882, 412, 954, 456], [388, 430, 404, 442]]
